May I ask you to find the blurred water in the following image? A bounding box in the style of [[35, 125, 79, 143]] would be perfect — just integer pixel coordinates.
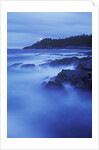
[[7, 49, 92, 138]]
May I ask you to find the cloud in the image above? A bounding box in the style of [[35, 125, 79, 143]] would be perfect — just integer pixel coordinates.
[[7, 12, 92, 48]]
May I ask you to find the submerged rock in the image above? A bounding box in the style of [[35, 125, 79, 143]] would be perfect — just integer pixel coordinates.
[[10, 63, 23, 68], [21, 64, 35, 69]]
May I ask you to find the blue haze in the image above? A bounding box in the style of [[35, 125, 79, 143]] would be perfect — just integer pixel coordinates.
[[7, 49, 92, 138], [7, 12, 92, 138]]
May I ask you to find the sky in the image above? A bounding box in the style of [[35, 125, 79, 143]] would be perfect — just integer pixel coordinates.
[[7, 12, 92, 49]]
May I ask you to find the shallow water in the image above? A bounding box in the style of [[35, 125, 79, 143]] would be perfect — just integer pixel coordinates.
[[7, 49, 92, 138]]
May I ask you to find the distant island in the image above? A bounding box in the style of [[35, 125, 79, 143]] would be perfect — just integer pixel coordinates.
[[23, 35, 92, 49]]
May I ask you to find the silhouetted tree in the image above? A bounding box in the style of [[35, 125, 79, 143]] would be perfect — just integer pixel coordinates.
[[23, 35, 92, 49]]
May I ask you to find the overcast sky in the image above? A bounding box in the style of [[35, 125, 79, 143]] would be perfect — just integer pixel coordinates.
[[7, 12, 92, 49]]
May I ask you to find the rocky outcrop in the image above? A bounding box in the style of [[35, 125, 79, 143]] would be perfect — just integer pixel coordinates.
[[45, 81, 65, 91], [49, 57, 91, 67], [49, 57, 79, 66], [55, 69, 92, 90], [44, 56, 92, 91], [76, 57, 92, 71]]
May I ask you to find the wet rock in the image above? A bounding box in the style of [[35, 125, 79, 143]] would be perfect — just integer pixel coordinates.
[[45, 81, 65, 91], [21, 64, 35, 68], [39, 57, 92, 71], [84, 52, 92, 57], [55, 70, 78, 83], [80, 57, 91, 62], [43, 56, 92, 91], [55, 69, 92, 90], [49, 57, 92, 67], [10, 63, 23, 68], [76, 63, 92, 71], [49, 57, 79, 66], [76, 57, 92, 71]]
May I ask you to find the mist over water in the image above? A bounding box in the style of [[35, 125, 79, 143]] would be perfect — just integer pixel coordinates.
[[7, 49, 92, 138]]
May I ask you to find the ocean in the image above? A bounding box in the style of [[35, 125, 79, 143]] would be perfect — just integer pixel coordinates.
[[7, 48, 92, 138]]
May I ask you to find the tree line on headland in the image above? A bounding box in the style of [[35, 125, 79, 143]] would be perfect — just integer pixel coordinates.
[[23, 34, 92, 49]]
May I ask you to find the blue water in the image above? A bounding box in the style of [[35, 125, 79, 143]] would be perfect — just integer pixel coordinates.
[[7, 49, 92, 138]]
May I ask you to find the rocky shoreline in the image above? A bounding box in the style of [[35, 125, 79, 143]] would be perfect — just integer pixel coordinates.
[[43, 56, 92, 91], [8, 51, 92, 91], [23, 35, 92, 49]]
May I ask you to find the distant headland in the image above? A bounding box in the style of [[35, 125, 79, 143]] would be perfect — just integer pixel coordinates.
[[23, 35, 92, 49]]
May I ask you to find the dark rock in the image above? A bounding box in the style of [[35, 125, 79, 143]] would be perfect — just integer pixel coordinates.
[[45, 81, 65, 91], [10, 63, 23, 68], [55, 69, 92, 90], [49, 56, 92, 67], [85, 52, 92, 56], [49, 57, 79, 66], [42, 56, 92, 91], [76, 63, 92, 71], [21, 64, 35, 68], [39, 57, 92, 70], [76, 57, 92, 71], [55, 70, 77, 83]]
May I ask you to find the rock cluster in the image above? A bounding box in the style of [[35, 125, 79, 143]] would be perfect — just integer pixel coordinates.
[[44, 57, 92, 91]]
